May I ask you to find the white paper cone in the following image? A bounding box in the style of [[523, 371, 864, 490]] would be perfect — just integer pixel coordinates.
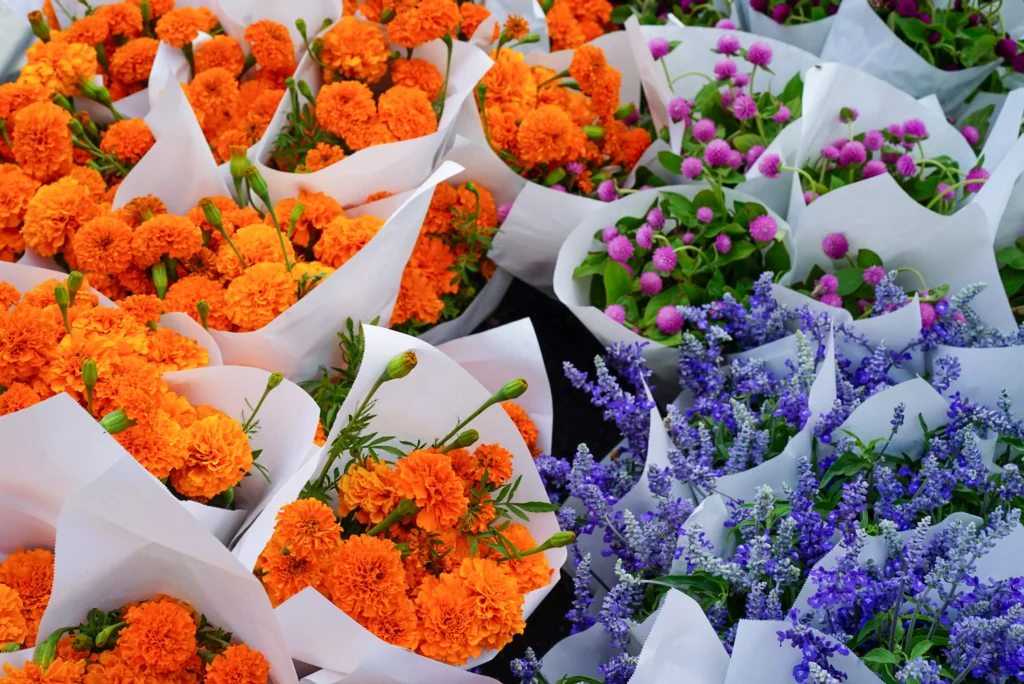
[[40, 456, 299, 684], [215, 0, 340, 53], [301, 645, 500, 683], [930, 343, 1024, 411], [741, 3, 836, 56]]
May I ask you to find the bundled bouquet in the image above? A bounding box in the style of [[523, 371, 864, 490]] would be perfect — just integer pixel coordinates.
[[609, 0, 738, 33], [753, 0, 840, 25], [0, 548, 53, 652], [542, 0, 615, 51]]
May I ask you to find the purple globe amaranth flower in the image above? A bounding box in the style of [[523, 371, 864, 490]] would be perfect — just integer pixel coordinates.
[[720, 89, 735, 108], [598, 179, 616, 202], [936, 182, 955, 199], [647, 207, 665, 229], [968, 12, 983, 25], [636, 224, 653, 249], [965, 167, 990, 193], [605, 304, 626, 324], [640, 271, 663, 295], [821, 145, 840, 160], [497, 202, 512, 223], [733, 72, 750, 87], [863, 130, 884, 151], [704, 139, 732, 166], [716, 34, 740, 54], [692, 118, 717, 142], [750, 214, 778, 241], [903, 117, 928, 139], [715, 233, 732, 253], [887, 123, 904, 139], [668, 97, 690, 122], [822, 232, 849, 259], [961, 125, 980, 145], [996, 37, 1019, 60], [772, 105, 791, 123], [862, 265, 885, 285], [920, 302, 937, 328], [623, 111, 640, 125], [896, 154, 917, 177], [862, 160, 887, 179], [897, 0, 917, 16], [727, 150, 744, 169], [714, 58, 737, 80], [551, 184, 567, 192], [716, 18, 737, 28], [746, 145, 766, 165], [682, 232, 695, 244], [566, 161, 584, 175], [733, 95, 759, 121], [839, 140, 867, 166], [772, 4, 790, 22], [881, 151, 901, 164], [608, 235, 634, 262], [656, 305, 683, 334], [928, 30, 941, 44], [831, 137, 848, 150], [1014, 53, 1024, 73], [750, 0, 768, 11], [804, 190, 818, 203], [601, 225, 618, 242], [747, 42, 773, 66], [697, 206, 714, 223], [820, 292, 843, 307], [759, 153, 782, 178], [681, 156, 704, 179], [819, 273, 839, 293], [917, 11, 931, 23], [652, 245, 677, 273], [649, 37, 670, 59]]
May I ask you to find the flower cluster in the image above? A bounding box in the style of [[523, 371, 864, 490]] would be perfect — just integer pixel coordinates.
[[1, 595, 271, 684], [0, 548, 54, 650], [750, 0, 840, 24], [477, 43, 652, 198], [543, 0, 614, 51]]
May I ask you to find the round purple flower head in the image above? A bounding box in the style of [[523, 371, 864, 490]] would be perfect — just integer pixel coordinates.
[[681, 156, 703, 179], [727, 150, 744, 169], [839, 140, 867, 166], [497, 202, 512, 224], [772, 105, 791, 124], [640, 271, 663, 295], [936, 182, 955, 200], [733, 95, 758, 121], [832, 138, 848, 150], [896, 154, 917, 177], [656, 306, 684, 334], [747, 42, 773, 66], [920, 302, 937, 328], [863, 265, 886, 285], [682, 232, 695, 245], [605, 304, 626, 324], [693, 119, 717, 142], [715, 18, 737, 28], [720, 90, 735, 109], [636, 224, 654, 249], [597, 179, 617, 202], [822, 232, 849, 259], [887, 123, 904, 139], [715, 233, 732, 254], [704, 139, 732, 166], [771, 4, 789, 22], [961, 125, 979, 146], [714, 59, 737, 81], [821, 145, 840, 160], [903, 118, 928, 139], [750, 215, 778, 241], [733, 72, 750, 87], [996, 37, 1019, 60], [819, 273, 839, 293], [566, 161, 584, 175], [652, 245, 677, 273], [647, 207, 665, 229], [758, 153, 781, 179], [1014, 54, 1024, 73], [551, 184, 567, 193], [717, 34, 740, 54], [863, 130, 884, 151], [668, 98, 690, 122], [649, 37, 670, 60], [861, 160, 887, 179], [608, 235, 634, 263], [804, 190, 818, 203], [746, 145, 765, 165], [965, 167, 989, 193], [896, 0, 917, 17], [820, 293, 843, 308], [601, 225, 618, 242], [697, 206, 714, 223]]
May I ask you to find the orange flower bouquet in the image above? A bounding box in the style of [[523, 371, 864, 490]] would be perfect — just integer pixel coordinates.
[[0, 549, 54, 655], [233, 325, 568, 668]]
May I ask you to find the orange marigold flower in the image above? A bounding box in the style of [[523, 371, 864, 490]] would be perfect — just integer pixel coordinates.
[[588, 69, 621, 121], [0, 166, 41, 230], [273, 498, 342, 559], [504, 14, 530, 40], [12, 101, 73, 184], [22, 177, 101, 257], [1, 659, 84, 684], [118, 194, 167, 227], [457, 181, 497, 233], [620, 126, 651, 170], [0, 229, 23, 262], [459, 3, 491, 39], [515, 104, 587, 166], [314, 215, 383, 268], [115, 265, 157, 295], [184, 68, 242, 140], [573, 0, 613, 23], [0, 283, 19, 310], [0, 583, 28, 646], [362, 594, 420, 651], [117, 600, 197, 674], [378, 85, 438, 142], [313, 421, 327, 446], [164, 274, 231, 330], [108, 37, 159, 84], [128, 0, 174, 17], [222, 262, 297, 331], [391, 58, 443, 101], [414, 573, 483, 665], [363, 190, 394, 203], [214, 223, 295, 279], [314, 81, 381, 147], [0, 549, 53, 627], [502, 401, 539, 453], [299, 142, 346, 173], [480, 49, 537, 122], [457, 556, 525, 651], [171, 413, 252, 501], [39, 330, 118, 400], [471, 442, 514, 486], [320, 18, 391, 85], [389, 268, 443, 327], [242, 88, 284, 137], [325, 535, 407, 619], [290, 261, 334, 292], [258, 540, 326, 607], [56, 635, 89, 663], [387, 0, 460, 48], [18, 41, 99, 97], [70, 306, 149, 357], [131, 214, 203, 268], [72, 216, 135, 275], [145, 326, 209, 372], [94, 2, 144, 38], [195, 35, 246, 78], [0, 82, 50, 158], [244, 20, 296, 74], [491, 522, 551, 593], [462, 498, 497, 533], [546, 0, 586, 51], [41, 0, 60, 29], [62, 15, 110, 46], [92, 355, 166, 425], [407, 235, 457, 295], [568, 45, 608, 95], [117, 295, 162, 328], [19, 277, 97, 310], [67, 165, 106, 198], [205, 644, 269, 684], [155, 7, 218, 48], [338, 461, 400, 525], [393, 449, 468, 532], [483, 106, 518, 154]]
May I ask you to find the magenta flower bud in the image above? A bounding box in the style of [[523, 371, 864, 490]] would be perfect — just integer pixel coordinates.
[[715, 233, 732, 254], [771, 4, 789, 22], [758, 153, 781, 179], [819, 273, 839, 293], [804, 190, 818, 203], [636, 224, 654, 249], [727, 150, 744, 169], [919, 302, 937, 328], [882, 151, 901, 164], [888, 123, 904, 139], [821, 145, 840, 160], [713, 58, 737, 81], [896, 154, 917, 177], [720, 89, 735, 109], [996, 37, 1019, 60], [647, 207, 665, 229], [838, 140, 867, 166], [551, 184, 567, 192], [640, 271, 663, 295], [697, 207, 714, 223], [903, 118, 928, 139], [749, 215, 778, 241], [566, 161, 584, 175], [953, 311, 967, 324], [682, 232, 695, 245], [649, 37, 670, 59], [597, 179, 616, 202], [608, 235, 634, 262], [733, 72, 749, 87], [820, 293, 843, 308], [704, 139, 732, 166], [857, 299, 872, 314], [863, 265, 885, 285], [746, 145, 766, 165], [965, 167, 989, 193], [693, 119, 717, 142], [861, 160, 887, 179], [822, 232, 849, 259], [601, 225, 618, 242], [681, 156, 704, 179], [961, 125, 979, 145], [863, 130, 884, 151], [656, 305, 684, 334], [497, 202, 512, 223], [652, 245, 677, 273], [747, 42, 773, 66], [936, 182, 955, 199], [732, 95, 758, 121], [668, 97, 690, 122], [772, 105, 791, 124], [605, 304, 626, 324], [831, 138, 848, 150], [716, 34, 740, 54], [715, 18, 737, 28], [839, 107, 859, 123]]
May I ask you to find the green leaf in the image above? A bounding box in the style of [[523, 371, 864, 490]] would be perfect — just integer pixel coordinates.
[[1001, 266, 1024, 297], [862, 648, 900, 665], [836, 267, 863, 296], [616, 215, 647, 232], [707, 269, 726, 299], [661, 191, 695, 219], [811, 5, 826, 19], [732, 133, 768, 153], [779, 72, 804, 105], [959, 104, 995, 148], [962, 33, 998, 68], [822, 452, 869, 485], [589, 272, 606, 309], [512, 501, 562, 512], [764, 240, 791, 276], [856, 248, 883, 269], [719, 240, 758, 265], [910, 639, 934, 660], [658, 151, 682, 175], [896, 17, 934, 45], [694, 81, 721, 116], [573, 251, 608, 279], [604, 259, 632, 307], [829, 175, 847, 191], [609, 4, 633, 23], [996, 246, 1024, 270]]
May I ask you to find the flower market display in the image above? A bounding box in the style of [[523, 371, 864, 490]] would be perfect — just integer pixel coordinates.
[[7, 0, 1024, 683]]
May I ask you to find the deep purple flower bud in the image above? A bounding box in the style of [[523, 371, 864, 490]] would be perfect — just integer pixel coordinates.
[[732, 95, 758, 121], [969, 12, 983, 25], [888, 123, 904, 139], [697, 206, 714, 223], [772, 4, 790, 22], [1014, 54, 1024, 73], [668, 97, 690, 122], [928, 31, 941, 44], [750, 0, 768, 11], [636, 224, 653, 249], [727, 150, 744, 169], [605, 304, 626, 324], [601, 225, 618, 242], [882, 151, 901, 164], [608, 235, 634, 262], [821, 145, 840, 160], [715, 233, 732, 253], [965, 167, 989, 193], [920, 302, 937, 328], [682, 232, 695, 244], [863, 130, 884, 151], [597, 180, 616, 202], [961, 125, 979, 145], [896, 0, 917, 17], [750, 214, 778, 241], [996, 38, 1019, 60], [551, 184, 567, 192], [656, 306, 684, 334], [822, 232, 849, 259], [827, 3, 838, 14], [717, 34, 740, 54], [759, 153, 781, 178], [936, 182, 954, 199], [839, 107, 859, 123], [863, 265, 885, 285], [649, 37, 670, 59], [640, 271, 663, 295], [747, 42, 773, 66], [804, 190, 818, 203], [772, 105, 791, 124], [917, 12, 931, 23], [934, 298, 949, 315], [681, 156, 703, 179], [566, 161, 584, 175], [652, 245, 677, 273], [861, 159, 887, 179], [692, 119, 717, 142], [896, 154, 917, 177], [714, 59, 737, 80], [746, 145, 765, 166], [704, 139, 732, 166], [720, 89, 735, 108], [839, 140, 867, 166]]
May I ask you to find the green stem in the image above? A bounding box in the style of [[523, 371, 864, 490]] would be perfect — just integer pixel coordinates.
[[895, 266, 928, 293], [925, 178, 984, 209], [431, 35, 454, 122], [536, 69, 570, 90], [0, 121, 11, 150], [366, 498, 419, 535], [311, 376, 386, 487], [670, 71, 714, 86]]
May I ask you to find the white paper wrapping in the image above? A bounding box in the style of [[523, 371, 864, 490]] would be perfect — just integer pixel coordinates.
[[930, 343, 1024, 413], [984, 90, 1024, 249], [232, 325, 564, 672], [215, 0, 340, 53], [741, 2, 836, 56], [40, 456, 299, 684], [299, 646, 499, 684]]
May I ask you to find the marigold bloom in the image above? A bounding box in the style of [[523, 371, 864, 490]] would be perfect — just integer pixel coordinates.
[[0, 283, 19, 311], [214, 223, 295, 279], [193, 35, 245, 78], [128, 0, 174, 16], [290, 261, 334, 292], [569, 45, 608, 94], [516, 104, 587, 166], [504, 14, 530, 40], [62, 15, 110, 46], [492, 522, 551, 593], [116, 266, 157, 295], [391, 58, 443, 100], [164, 274, 231, 330], [588, 68, 621, 121], [480, 50, 537, 121], [19, 277, 97, 310], [155, 7, 218, 48], [145, 326, 209, 372], [0, 549, 53, 628], [18, 41, 99, 97], [39, 330, 118, 400], [378, 86, 438, 141], [22, 177, 101, 257], [258, 541, 326, 607], [223, 262, 297, 331], [390, 268, 444, 327], [99, 117, 155, 166], [460, 3, 491, 39], [482, 106, 517, 154], [314, 215, 384, 268], [67, 165, 106, 198], [422, 182, 457, 235], [407, 236, 457, 295], [171, 413, 252, 501], [118, 600, 197, 674], [11, 101, 73, 184], [0, 583, 27, 646], [114, 411, 187, 478], [502, 401, 539, 453], [414, 573, 483, 664], [362, 595, 420, 650], [184, 68, 242, 139], [205, 644, 269, 684], [546, 0, 586, 51], [108, 37, 159, 84], [299, 142, 346, 173], [131, 214, 203, 268], [0, 166, 41, 230], [71, 306, 150, 357], [94, 2, 144, 38], [118, 294, 163, 326], [393, 450, 468, 532], [1, 658, 85, 684], [457, 556, 525, 651], [325, 535, 407, 618], [244, 20, 296, 74], [388, 0, 460, 48], [320, 18, 391, 84], [70, 217, 133, 275], [338, 461, 400, 525], [272, 498, 342, 559], [119, 195, 167, 227], [314, 81, 382, 148], [470, 442, 514, 486], [0, 82, 50, 158]]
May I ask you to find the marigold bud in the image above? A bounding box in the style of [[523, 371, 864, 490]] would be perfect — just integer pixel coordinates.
[[268, 371, 283, 389], [0, 643, 18, 653], [99, 408, 136, 435], [196, 299, 210, 329], [229, 146, 249, 180], [243, 165, 270, 200], [295, 18, 308, 38], [28, 11, 50, 42], [151, 262, 168, 299], [544, 530, 575, 548], [82, 358, 98, 390], [54, 285, 69, 309], [199, 198, 223, 229], [451, 429, 479, 449], [496, 378, 528, 401], [383, 351, 417, 381], [297, 81, 315, 102], [582, 126, 605, 140], [70, 634, 94, 652], [67, 271, 84, 305], [614, 102, 636, 120], [79, 80, 114, 107]]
